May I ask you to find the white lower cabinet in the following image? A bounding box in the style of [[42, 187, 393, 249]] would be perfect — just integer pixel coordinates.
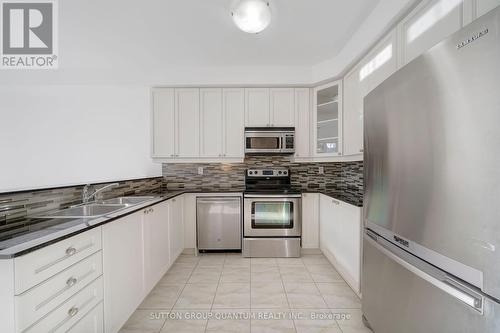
[[143, 201, 171, 293], [319, 194, 362, 295], [103, 196, 183, 333], [102, 212, 145, 333], [25, 277, 103, 333], [301, 193, 319, 249], [169, 196, 184, 261]]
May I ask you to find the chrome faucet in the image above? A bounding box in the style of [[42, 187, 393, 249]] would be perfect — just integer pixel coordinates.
[[82, 183, 119, 203]]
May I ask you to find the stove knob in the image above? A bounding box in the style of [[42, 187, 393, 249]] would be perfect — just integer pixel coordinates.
[[278, 171, 283, 175], [249, 171, 253, 175], [283, 171, 288, 175]]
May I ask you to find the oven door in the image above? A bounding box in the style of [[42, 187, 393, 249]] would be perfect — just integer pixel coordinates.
[[245, 131, 282, 153], [244, 196, 301, 237]]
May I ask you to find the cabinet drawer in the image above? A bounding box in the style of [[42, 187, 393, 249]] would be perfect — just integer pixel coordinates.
[[16, 252, 103, 332], [15, 227, 102, 294], [24, 276, 103, 333], [67, 302, 103, 333]]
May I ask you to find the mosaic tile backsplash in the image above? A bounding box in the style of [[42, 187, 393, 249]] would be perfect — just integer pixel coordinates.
[[163, 156, 363, 196], [0, 177, 165, 228]]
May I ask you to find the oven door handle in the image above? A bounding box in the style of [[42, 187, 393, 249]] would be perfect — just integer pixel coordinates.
[[244, 194, 302, 198]]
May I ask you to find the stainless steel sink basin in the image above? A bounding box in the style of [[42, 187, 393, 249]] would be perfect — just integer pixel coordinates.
[[41, 204, 127, 219], [100, 196, 156, 205]]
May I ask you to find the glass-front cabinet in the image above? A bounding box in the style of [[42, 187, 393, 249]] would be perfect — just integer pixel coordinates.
[[313, 80, 342, 156]]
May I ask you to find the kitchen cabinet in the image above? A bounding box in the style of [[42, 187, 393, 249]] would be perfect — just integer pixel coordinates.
[[343, 29, 398, 156], [102, 212, 144, 333], [151, 88, 175, 158], [143, 201, 171, 293], [313, 81, 343, 157], [270, 88, 295, 126], [169, 195, 185, 261], [200, 88, 224, 158], [152, 88, 200, 160], [475, 0, 500, 16], [245, 88, 270, 126], [294, 88, 311, 159], [176, 88, 200, 158], [319, 194, 362, 295], [223, 88, 245, 158], [301, 193, 319, 249], [399, 0, 464, 65], [464, 0, 500, 24], [245, 88, 296, 127]]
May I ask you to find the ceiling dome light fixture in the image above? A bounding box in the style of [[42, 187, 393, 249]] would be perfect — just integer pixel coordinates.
[[232, 0, 271, 34]]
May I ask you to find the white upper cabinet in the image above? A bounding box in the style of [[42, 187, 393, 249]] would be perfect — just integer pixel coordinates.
[[343, 29, 398, 156], [200, 88, 224, 158], [245, 88, 270, 126], [294, 88, 311, 159], [270, 88, 295, 127], [176, 88, 200, 158], [313, 81, 343, 157], [400, 0, 464, 65], [223, 88, 245, 158], [152, 88, 175, 158]]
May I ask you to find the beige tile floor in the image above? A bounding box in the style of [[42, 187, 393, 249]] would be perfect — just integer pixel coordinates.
[[119, 253, 372, 333]]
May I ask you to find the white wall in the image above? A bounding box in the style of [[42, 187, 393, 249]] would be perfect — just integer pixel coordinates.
[[0, 85, 161, 192]]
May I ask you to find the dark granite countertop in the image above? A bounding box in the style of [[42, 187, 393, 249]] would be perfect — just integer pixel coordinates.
[[0, 188, 361, 258]]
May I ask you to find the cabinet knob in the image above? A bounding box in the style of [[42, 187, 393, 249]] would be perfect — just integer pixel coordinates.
[[359, 149, 364, 152], [332, 199, 340, 205], [65, 247, 77, 256], [66, 277, 78, 287], [67, 306, 79, 317]]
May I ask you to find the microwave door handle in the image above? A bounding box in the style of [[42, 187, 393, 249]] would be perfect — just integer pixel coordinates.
[[279, 136, 283, 151]]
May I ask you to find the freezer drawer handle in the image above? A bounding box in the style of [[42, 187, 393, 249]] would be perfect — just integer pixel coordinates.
[[367, 234, 485, 314]]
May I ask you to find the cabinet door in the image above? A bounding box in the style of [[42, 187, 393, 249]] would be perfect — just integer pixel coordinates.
[[200, 88, 223, 158], [301, 193, 319, 249], [400, 0, 463, 65], [343, 29, 398, 156], [294, 88, 311, 158], [319, 195, 361, 294], [223, 88, 245, 158], [245, 88, 270, 126], [152, 88, 175, 158], [270, 88, 295, 126], [102, 212, 144, 333], [143, 201, 170, 293], [313, 81, 343, 156], [176, 88, 200, 158], [169, 196, 184, 263]]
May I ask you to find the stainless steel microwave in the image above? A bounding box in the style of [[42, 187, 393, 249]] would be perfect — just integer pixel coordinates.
[[244, 127, 295, 154]]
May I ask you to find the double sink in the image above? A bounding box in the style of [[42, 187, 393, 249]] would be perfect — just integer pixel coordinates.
[[40, 196, 157, 219]]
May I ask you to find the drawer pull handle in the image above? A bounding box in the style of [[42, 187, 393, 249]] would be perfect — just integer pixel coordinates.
[[35, 242, 94, 274], [66, 277, 78, 287], [65, 247, 77, 256], [68, 306, 79, 317]]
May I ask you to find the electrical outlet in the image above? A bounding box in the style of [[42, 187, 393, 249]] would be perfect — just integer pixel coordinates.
[[198, 167, 204, 175], [318, 166, 324, 174]]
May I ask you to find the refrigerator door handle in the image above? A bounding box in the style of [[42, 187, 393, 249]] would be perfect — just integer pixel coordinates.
[[366, 233, 485, 314]]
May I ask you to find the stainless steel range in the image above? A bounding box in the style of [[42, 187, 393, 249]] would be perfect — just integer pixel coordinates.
[[242, 169, 301, 258]]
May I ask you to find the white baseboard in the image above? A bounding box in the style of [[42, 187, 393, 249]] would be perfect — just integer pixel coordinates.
[[321, 246, 362, 298], [301, 248, 322, 255]]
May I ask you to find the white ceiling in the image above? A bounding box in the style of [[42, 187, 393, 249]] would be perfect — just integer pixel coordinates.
[[69, 0, 380, 67], [1, 0, 416, 85]]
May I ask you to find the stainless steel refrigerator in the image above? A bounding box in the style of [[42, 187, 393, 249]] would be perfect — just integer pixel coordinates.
[[362, 6, 500, 333]]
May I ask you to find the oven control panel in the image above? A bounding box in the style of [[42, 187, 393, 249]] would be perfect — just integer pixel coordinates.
[[247, 169, 289, 177]]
